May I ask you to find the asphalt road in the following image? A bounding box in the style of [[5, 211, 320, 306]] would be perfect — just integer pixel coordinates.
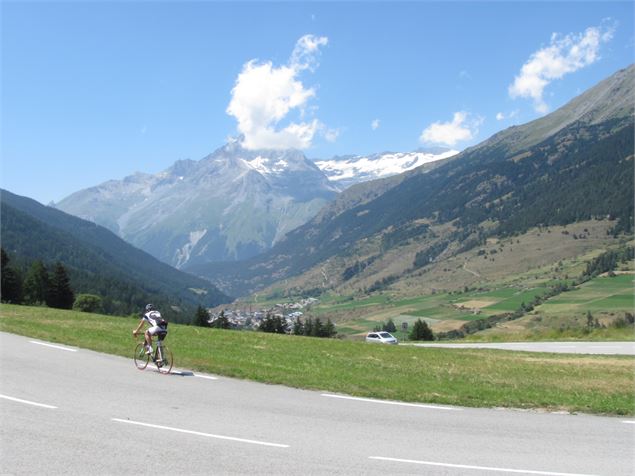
[[406, 342, 635, 355], [1, 331, 634, 475]]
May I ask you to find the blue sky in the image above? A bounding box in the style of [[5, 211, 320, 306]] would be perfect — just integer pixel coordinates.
[[2, 1, 633, 204]]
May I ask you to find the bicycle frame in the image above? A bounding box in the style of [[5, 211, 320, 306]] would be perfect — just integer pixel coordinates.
[[134, 332, 172, 374], [153, 340, 164, 363]]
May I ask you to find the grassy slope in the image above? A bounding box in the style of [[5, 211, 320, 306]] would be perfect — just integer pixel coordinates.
[[1, 304, 633, 416], [260, 220, 616, 301]]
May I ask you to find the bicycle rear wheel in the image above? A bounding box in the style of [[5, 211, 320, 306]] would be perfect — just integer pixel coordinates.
[[155, 345, 173, 374], [134, 343, 149, 370]]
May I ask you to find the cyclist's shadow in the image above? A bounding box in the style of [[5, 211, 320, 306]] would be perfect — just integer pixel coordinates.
[[154, 368, 195, 377]]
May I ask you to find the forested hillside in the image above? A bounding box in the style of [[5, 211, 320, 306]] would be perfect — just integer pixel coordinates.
[[1, 190, 230, 320]]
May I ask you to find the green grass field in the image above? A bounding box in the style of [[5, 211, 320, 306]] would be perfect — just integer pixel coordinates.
[[538, 274, 634, 315], [457, 274, 635, 342], [1, 303, 634, 415]]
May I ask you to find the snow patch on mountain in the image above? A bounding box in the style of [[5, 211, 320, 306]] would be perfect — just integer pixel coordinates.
[[314, 149, 458, 189], [243, 156, 271, 175], [242, 155, 297, 176]]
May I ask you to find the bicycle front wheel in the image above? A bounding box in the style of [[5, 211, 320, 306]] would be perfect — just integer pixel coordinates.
[[155, 345, 173, 374], [134, 343, 149, 370]]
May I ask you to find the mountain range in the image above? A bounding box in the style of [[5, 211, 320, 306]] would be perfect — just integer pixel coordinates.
[[56, 140, 338, 268], [187, 64, 635, 298], [55, 138, 454, 271]]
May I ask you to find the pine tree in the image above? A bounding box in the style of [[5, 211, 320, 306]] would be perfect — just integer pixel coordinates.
[[409, 319, 434, 341], [383, 318, 397, 333], [211, 310, 231, 329], [194, 305, 210, 327], [259, 313, 287, 334], [311, 317, 323, 337], [277, 316, 288, 333], [1, 248, 23, 304], [586, 311, 594, 329], [304, 317, 314, 336], [47, 262, 74, 309], [292, 317, 305, 335], [323, 318, 337, 338], [23, 260, 50, 305]]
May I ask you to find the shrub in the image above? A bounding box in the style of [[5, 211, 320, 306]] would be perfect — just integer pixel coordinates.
[[73, 294, 103, 313]]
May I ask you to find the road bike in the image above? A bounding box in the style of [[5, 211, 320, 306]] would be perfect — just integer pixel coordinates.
[[134, 334, 173, 374]]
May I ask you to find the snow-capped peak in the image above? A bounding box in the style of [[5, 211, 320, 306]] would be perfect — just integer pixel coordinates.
[[243, 156, 272, 174], [314, 148, 458, 189], [241, 156, 293, 175]]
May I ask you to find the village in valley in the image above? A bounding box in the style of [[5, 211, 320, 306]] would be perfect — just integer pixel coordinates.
[[207, 297, 320, 330]]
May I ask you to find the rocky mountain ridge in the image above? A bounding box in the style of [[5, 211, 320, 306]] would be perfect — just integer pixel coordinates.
[[56, 140, 458, 270], [56, 140, 338, 268]]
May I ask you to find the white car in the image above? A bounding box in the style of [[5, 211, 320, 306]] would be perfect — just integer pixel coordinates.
[[365, 331, 398, 345]]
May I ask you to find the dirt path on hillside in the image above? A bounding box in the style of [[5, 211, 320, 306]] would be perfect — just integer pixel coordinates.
[[462, 259, 481, 277]]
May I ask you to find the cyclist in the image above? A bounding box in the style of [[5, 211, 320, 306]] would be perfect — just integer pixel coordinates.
[[133, 304, 168, 355]]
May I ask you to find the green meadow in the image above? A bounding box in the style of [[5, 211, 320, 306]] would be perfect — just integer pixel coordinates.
[[2, 303, 634, 416], [538, 274, 634, 315]]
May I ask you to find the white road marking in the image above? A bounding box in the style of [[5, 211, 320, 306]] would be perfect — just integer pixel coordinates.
[[111, 418, 289, 448], [622, 421, 635, 424], [29, 340, 77, 352], [369, 457, 599, 476], [0, 394, 57, 409], [322, 394, 461, 411]]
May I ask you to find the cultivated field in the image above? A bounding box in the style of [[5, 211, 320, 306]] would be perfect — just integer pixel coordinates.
[[468, 273, 635, 342]]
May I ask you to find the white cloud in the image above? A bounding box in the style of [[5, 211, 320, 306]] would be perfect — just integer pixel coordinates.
[[509, 23, 615, 113], [323, 127, 340, 143], [226, 35, 328, 150], [496, 110, 519, 121], [420, 111, 482, 147], [290, 34, 328, 72], [371, 119, 380, 130]]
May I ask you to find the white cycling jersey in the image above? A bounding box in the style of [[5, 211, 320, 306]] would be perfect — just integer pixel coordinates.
[[143, 310, 166, 329]]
